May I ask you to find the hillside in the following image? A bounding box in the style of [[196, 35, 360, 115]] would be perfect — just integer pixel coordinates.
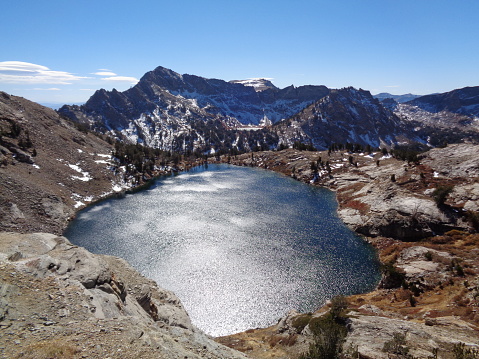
[[0, 92, 126, 234], [58, 66, 479, 155], [58, 66, 330, 153], [391, 87, 479, 146], [374, 93, 421, 103]]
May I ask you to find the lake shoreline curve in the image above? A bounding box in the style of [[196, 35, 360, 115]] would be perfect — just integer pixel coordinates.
[[215, 146, 479, 358], [2, 141, 479, 357]]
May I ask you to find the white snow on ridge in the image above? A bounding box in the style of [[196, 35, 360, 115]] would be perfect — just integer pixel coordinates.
[[67, 163, 92, 182], [231, 78, 274, 91]]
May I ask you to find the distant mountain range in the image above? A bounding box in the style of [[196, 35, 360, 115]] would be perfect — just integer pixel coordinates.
[[58, 66, 479, 153], [373, 93, 421, 103]]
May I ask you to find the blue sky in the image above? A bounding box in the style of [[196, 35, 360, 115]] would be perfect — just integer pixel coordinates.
[[1, 0, 478, 104]]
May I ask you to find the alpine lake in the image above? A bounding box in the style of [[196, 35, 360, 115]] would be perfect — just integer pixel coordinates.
[[64, 164, 380, 337]]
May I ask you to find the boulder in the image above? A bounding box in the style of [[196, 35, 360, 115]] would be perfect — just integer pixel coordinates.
[[396, 246, 453, 289]]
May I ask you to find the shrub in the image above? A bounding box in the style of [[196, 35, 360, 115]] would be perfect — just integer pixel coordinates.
[[409, 293, 417, 307], [299, 296, 349, 359], [10, 121, 22, 138], [379, 262, 405, 289], [432, 185, 454, 206], [453, 342, 479, 359], [382, 332, 410, 357], [300, 314, 347, 359], [465, 211, 479, 231], [292, 313, 313, 333], [424, 251, 433, 261], [329, 295, 348, 320]]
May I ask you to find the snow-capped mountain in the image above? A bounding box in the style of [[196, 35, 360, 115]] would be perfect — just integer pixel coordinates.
[[58, 66, 329, 152], [407, 86, 479, 116], [273, 87, 419, 149], [58, 66, 479, 154]]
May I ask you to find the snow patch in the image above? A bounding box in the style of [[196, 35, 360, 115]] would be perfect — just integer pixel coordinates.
[[67, 163, 92, 181], [74, 201, 85, 209]]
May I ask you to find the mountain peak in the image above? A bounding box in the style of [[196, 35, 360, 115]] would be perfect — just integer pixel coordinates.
[[229, 78, 277, 92]]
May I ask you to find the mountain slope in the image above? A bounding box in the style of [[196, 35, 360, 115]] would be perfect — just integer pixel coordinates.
[[59, 66, 479, 153], [0, 92, 132, 234], [408, 86, 479, 116], [394, 86, 479, 145], [274, 87, 419, 149]]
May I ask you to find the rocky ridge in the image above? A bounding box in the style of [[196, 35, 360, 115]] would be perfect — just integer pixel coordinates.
[[0, 92, 127, 234], [58, 66, 479, 156], [382, 86, 479, 146], [374, 93, 421, 103], [59, 65, 467, 155], [273, 87, 419, 150]]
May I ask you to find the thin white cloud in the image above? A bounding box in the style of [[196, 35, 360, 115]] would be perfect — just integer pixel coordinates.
[[92, 71, 117, 76], [101, 76, 139, 84], [0, 61, 88, 84], [32, 87, 61, 91]]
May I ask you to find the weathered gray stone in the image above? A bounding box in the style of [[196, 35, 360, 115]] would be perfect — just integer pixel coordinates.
[[0, 232, 248, 359], [396, 246, 453, 289], [345, 313, 479, 359], [11, 147, 34, 164]]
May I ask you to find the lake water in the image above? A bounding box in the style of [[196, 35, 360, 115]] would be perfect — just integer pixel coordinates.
[[65, 164, 380, 336]]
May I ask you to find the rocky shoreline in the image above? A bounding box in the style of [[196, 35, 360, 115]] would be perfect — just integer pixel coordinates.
[[216, 145, 479, 358], [0, 232, 248, 359]]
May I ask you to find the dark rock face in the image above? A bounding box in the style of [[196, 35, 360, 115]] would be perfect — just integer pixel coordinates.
[[407, 86, 479, 116], [394, 87, 479, 145], [60, 66, 330, 128], [273, 87, 418, 149]]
